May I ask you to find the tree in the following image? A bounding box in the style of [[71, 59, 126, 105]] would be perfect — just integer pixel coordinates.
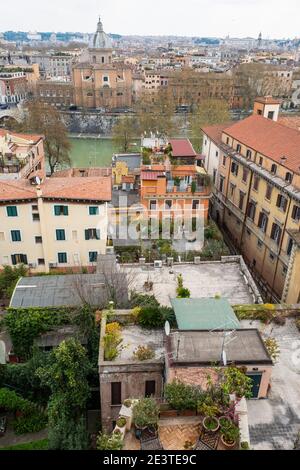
[[0, 264, 27, 305], [112, 116, 137, 153], [21, 100, 71, 174], [135, 89, 178, 137], [189, 98, 230, 151], [36, 339, 91, 450]]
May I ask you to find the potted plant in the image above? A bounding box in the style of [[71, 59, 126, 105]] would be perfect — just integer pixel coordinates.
[[123, 399, 132, 408], [116, 416, 127, 429], [240, 441, 250, 450], [133, 398, 159, 436], [198, 402, 219, 433], [218, 416, 232, 429], [220, 421, 240, 448]]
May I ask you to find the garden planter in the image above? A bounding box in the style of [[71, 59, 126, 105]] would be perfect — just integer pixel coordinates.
[[221, 434, 237, 448], [218, 416, 232, 428], [202, 416, 219, 433], [178, 410, 196, 417], [159, 409, 178, 418]]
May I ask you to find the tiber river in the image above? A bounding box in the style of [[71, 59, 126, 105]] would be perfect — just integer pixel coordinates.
[[69, 137, 140, 167]]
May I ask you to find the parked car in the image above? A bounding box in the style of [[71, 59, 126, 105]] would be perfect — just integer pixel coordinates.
[[69, 104, 78, 111], [0, 104, 9, 110]]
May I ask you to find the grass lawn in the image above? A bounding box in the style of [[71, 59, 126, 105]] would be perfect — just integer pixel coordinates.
[[0, 439, 48, 450]]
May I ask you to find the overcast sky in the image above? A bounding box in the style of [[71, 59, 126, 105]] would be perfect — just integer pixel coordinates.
[[0, 0, 299, 39]]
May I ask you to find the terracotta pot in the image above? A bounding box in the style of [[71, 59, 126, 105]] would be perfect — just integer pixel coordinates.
[[202, 416, 219, 433], [218, 416, 232, 428], [221, 434, 236, 448]]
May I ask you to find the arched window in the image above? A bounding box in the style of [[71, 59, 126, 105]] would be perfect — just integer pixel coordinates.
[[285, 172, 293, 184]]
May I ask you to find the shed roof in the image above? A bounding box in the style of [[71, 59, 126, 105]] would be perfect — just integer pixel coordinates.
[[171, 298, 240, 330]]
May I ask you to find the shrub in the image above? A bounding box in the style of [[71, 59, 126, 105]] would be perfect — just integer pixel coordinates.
[[13, 412, 47, 435], [177, 274, 183, 288], [130, 293, 160, 309], [97, 431, 123, 450], [116, 417, 127, 428], [176, 287, 191, 298], [221, 421, 240, 444], [133, 398, 159, 428], [131, 306, 142, 322], [133, 345, 155, 361], [264, 337, 280, 362], [240, 441, 250, 450], [164, 381, 205, 411], [123, 399, 132, 408], [198, 402, 219, 418], [221, 367, 253, 399], [295, 318, 300, 332], [106, 322, 121, 335], [103, 332, 123, 361]]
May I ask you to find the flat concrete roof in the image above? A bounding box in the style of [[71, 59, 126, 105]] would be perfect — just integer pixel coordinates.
[[123, 261, 257, 306], [171, 298, 240, 330], [118, 325, 164, 362], [168, 329, 272, 366]]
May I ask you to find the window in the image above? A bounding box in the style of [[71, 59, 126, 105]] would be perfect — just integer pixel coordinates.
[[150, 200, 157, 210], [291, 204, 300, 221], [246, 229, 251, 237], [239, 191, 245, 210], [259, 157, 263, 166], [287, 237, 293, 256], [32, 205, 38, 211], [285, 172, 293, 184], [32, 213, 40, 221], [253, 176, 260, 191], [54, 205, 68, 216], [145, 380, 156, 398], [11, 254, 27, 265], [85, 228, 100, 240], [265, 184, 273, 201], [226, 137, 229, 145], [192, 200, 199, 210], [103, 76, 109, 81], [11, 230, 21, 242], [276, 194, 288, 212], [222, 156, 226, 166], [111, 382, 121, 406], [35, 236, 42, 244], [258, 212, 268, 233], [219, 175, 225, 193], [38, 258, 45, 265], [271, 164, 277, 175], [247, 201, 256, 221], [231, 162, 239, 176], [270, 223, 282, 245], [56, 229, 66, 241], [268, 111, 274, 120], [6, 206, 18, 217], [246, 149, 252, 159], [236, 144, 241, 153], [229, 183, 235, 198], [215, 151, 219, 157], [257, 109, 262, 115], [257, 239, 263, 249], [213, 169, 217, 184], [58, 252, 67, 264], [165, 200, 172, 210], [89, 251, 98, 262], [269, 252, 275, 262], [242, 168, 248, 183], [89, 206, 99, 215]]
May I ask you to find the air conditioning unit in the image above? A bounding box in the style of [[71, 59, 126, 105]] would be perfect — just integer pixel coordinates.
[[106, 247, 114, 255], [49, 263, 57, 268], [113, 185, 119, 190], [194, 256, 201, 264], [166, 257, 173, 267], [28, 262, 37, 268], [154, 260, 163, 268], [139, 257, 146, 265]]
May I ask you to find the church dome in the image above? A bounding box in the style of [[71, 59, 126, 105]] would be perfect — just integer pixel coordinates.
[[91, 16, 113, 49]]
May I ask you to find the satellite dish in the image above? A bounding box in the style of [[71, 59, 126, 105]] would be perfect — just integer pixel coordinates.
[[222, 350, 227, 366], [164, 321, 170, 336]]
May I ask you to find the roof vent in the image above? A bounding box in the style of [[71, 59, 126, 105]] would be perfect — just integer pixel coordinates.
[[280, 156, 287, 164]]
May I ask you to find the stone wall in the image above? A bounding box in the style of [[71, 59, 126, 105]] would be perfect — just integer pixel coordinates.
[[60, 110, 121, 135]]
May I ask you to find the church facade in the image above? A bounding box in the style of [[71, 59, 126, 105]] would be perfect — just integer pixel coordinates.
[[72, 17, 133, 110]]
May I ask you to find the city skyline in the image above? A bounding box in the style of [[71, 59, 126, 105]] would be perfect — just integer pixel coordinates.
[[0, 0, 299, 40]]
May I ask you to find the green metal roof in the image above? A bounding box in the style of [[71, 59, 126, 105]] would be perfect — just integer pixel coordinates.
[[171, 298, 240, 330]]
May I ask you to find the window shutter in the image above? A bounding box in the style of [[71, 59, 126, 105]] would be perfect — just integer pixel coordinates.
[[96, 229, 100, 240], [63, 206, 68, 216], [54, 206, 60, 215], [282, 198, 287, 212], [11, 255, 17, 265], [85, 229, 90, 240], [276, 195, 281, 207]]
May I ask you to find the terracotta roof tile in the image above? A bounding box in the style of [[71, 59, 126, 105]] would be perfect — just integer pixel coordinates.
[[201, 123, 231, 145], [223, 115, 300, 174]]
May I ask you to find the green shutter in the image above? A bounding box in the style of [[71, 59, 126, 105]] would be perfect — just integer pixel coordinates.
[[96, 229, 100, 240], [63, 206, 69, 216], [54, 206, 60, 216], [7, 206, 18, 217], [85, 229, 90, 240]]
